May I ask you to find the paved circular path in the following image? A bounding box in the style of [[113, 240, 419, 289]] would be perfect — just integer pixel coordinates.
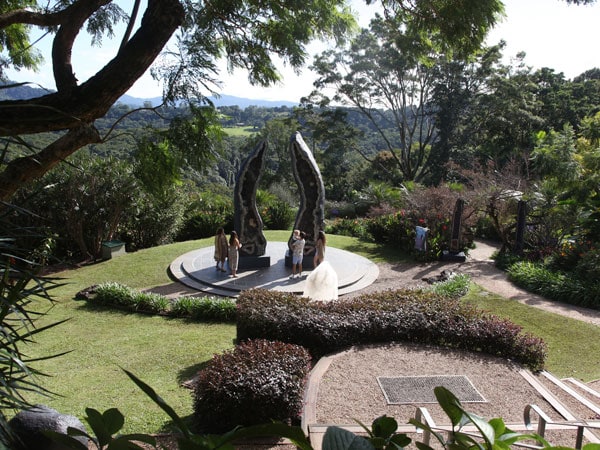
[[169, 242, 379, 297]]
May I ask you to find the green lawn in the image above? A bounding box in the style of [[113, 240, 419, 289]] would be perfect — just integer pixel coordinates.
[[463, 285, 600, 381], [223, 125, 259, 137], [20, 232, 600, 434]]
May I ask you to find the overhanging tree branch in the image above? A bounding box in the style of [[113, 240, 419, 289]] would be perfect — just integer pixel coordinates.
[[0, 0, 185, 136], [0, 0, 184, 202], [0, 125, 102, 200]]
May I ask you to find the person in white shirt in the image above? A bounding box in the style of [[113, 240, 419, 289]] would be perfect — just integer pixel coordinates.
[[290, 231, 306, 279]]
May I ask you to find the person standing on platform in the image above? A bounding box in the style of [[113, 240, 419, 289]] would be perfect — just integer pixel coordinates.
[[228, 231, 242, 278], [290, 231, 306, 279], [213, 227, 228, 272]]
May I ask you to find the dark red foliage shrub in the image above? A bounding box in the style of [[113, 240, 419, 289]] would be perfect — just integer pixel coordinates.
[[193, 339, 311, 433], [236, 289, 546, 371]]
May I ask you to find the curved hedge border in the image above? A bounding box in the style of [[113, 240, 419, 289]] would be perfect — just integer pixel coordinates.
[[236, 288, 547, 371]]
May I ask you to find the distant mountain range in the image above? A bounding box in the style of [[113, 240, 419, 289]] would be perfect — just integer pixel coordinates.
[[0, 82, 298, 108], [119, 93, 298, 108]]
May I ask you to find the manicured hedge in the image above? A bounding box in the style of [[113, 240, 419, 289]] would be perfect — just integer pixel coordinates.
[[193, 339, 311, 433], [236, 288, 547, 371]]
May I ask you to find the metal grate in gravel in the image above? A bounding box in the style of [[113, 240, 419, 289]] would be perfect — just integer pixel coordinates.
[[377, 375, 486, 404]]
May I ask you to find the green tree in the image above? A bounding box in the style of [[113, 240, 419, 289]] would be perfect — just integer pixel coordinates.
[[0, 1, 43, 76], [254, 116, 300, 189], [530, 117, 600, 247], [428, 44, 504, 182], [295, 102, 367, 201], [526, 67, 600, 133], [310, 0, 504, 183], [0, 1, 184, 201], [18, 153, 139, 260], [13, 150, 189, 259], [459, 53, 544, 170], [310, 21, 440, 183], [134, 105, 224, 196], [375, 0, 504, 56]]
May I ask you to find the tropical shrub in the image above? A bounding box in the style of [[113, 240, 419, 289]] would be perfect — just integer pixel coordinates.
[[426, 273, 471, 299], [193, 339, 311, 433], [176, 192, 234, 241], [236, 288, 546, 371], [493, 250, 522, 271], [94, 282, 172, 315], [171, 295, 237, 321], [574, 247, 600, 283], [507, 261, 600, 309], [547, 239, 596, 273], [0, 207, 65, 449], [325, 200, 361, 219], [325, 184, 476, 261], [119, 187, 187, 251], [11, 152, 189, 260], [365, 210, 414, 249], [12, 153, 139, 261], [262, 198, 295, 230], [325, 217, 370, 240]]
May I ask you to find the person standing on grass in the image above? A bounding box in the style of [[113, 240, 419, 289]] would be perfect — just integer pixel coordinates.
[[228, 231, 242, 278], [213, 227, 228, 272], [313, 230, 326, 267], [290, 231, 306, 279]]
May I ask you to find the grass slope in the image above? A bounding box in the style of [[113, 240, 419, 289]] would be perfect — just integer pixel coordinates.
[[463, 285, 600, 381], [20, 232, 600, 434]]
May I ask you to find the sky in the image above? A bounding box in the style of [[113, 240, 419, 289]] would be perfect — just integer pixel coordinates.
[[6, 0, 600, 103]]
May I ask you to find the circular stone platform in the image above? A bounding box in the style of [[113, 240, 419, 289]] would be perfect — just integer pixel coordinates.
[[169, 242, 379, 298]]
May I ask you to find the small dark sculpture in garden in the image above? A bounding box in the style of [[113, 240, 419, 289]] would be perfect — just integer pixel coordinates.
[[442, 198, 466, 262]]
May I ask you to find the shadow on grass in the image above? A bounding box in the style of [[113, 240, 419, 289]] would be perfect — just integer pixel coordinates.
[[73, 299, 237, 324], [156, 412, 196, 435], [177, 360, 211, 387], [341, 242, 413, 263]]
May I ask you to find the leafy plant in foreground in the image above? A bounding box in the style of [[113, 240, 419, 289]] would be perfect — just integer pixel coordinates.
[[48, 370, 313, 450], [50, 374, 596, 450], [408, 387, 546, 450]]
